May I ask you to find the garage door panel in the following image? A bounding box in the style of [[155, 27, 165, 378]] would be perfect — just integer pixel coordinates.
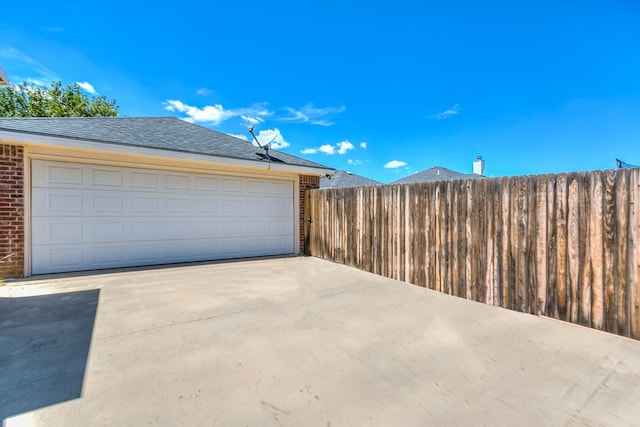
[[129, 243, 162, 262], [93, 246, 124, 265], [92, 168, 124, 187], [34, 163, 83, 186], [92, 195, 124, 212], [166, 174, 190, 190], [194, 198, 219, 214], [94, 222, 124, 240], [131, 171, 159, 188], [195, 176, 218, 191], [222, 178, 244, 193], [269, 237, 293, 253], [165, 197, 191, 213], [130, 221, 160, 240], [32, 160, 295, 274]]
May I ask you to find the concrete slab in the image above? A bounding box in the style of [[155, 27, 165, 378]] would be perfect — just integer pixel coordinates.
[[1, 256, 639, 426]]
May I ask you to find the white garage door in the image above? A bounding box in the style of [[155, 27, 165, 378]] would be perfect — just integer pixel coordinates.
[[31, 160, 295, 274]]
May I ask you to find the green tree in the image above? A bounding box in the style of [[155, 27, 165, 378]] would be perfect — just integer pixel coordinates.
[[0, 81, 118, 117]]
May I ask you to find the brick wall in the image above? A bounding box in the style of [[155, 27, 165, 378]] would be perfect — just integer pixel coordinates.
[[298, 174, 320, 253], [0, 144, 24, 277]]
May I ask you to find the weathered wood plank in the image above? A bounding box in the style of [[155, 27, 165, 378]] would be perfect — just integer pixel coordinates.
[[630, 169, 640, 340], [603, 169, 617, 333], [485, 179, 496, 305], [492, 179, 503, 306], [514, 176, 527, 312], [579, 172, 592, 327], [556, 174, 568, 320], [616, 170, 630, 336], [535, 175, 548, 315], [466, 180, 474, 301], [425, 183, 434, 289], [527, 177, 537, 314], [445, 181, 453, 295], [451, 181, 460, 296], [546, 176, 558, 319], [439, 181, 448, 294], [567, 174, 580, 323], [477, 179, 488, 303], [501, 177, 512, 309], [470, 180, 480, 302], [590, 171, 605, 330], [433, 183, 442, 292]]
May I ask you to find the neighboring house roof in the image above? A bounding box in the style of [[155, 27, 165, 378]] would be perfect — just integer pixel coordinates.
[[0, 116, 333, 173], [320, 170, 382, 188], [391, 166, 481, 184]]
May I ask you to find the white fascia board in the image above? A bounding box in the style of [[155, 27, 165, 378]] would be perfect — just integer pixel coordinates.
[[0, 130, 334, 176]]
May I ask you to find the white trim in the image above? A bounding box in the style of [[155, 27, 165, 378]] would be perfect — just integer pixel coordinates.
[[294, 175, 301, 254], [26, 151, 297, 182], [23, 153, 31, 276]]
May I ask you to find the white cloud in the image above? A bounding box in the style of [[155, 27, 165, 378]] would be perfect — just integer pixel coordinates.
[[301, 139, 360, 156], [252, 128, 290, 150], [164, 100, 228, 124], [76, 81, 96, 94], [196, 87, 213, 96], [163, 99, 272, 126], [384, 160, 407, 169], [348, 159, 363, 166], [280, 103, 346, 126], [241, 114, 264, 125], [0, 47, 58, 86], [227, 133, 249, 141], [360, 142, 367, 149], [430, 103, 460, 120], [337, 140, 355, 155], [318, 144, 335, 155]]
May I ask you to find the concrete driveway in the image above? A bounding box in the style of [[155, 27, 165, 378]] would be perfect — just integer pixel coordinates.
[[1, 256, 640, 426]]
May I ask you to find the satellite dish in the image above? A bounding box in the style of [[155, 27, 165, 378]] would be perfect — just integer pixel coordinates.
[[247, 126, 277, 160]]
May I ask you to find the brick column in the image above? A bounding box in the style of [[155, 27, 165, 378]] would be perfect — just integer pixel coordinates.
[[298, 175, 320, 253], [0, 144, 25, 277]]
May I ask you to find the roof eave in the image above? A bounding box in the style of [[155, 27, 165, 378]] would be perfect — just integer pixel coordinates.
[[0, 129, 335, 176]]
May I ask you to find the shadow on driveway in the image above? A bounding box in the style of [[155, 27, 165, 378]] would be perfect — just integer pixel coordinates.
[[0, 289, 99, 421]]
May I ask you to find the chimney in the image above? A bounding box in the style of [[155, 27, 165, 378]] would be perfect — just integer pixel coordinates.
[[473, 155, 485, 176]]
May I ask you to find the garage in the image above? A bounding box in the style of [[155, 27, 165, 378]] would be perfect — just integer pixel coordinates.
[[0, 116, 331, 277], [31, 160, 295, 274]]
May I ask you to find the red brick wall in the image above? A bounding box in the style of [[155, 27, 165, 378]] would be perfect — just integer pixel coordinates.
[[298, 175, 320, 253], [0, 144, 25, 277]]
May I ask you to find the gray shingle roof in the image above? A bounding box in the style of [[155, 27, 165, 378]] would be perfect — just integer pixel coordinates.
[[391, 166, 481, 184], [0, 116, 333, 171], [320, 170, 382, 188]]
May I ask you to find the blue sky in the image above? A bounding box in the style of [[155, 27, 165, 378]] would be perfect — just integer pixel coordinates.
[[1, 0, 639, 183]]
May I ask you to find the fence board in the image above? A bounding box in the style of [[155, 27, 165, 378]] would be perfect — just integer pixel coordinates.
[[547, 176, 558, 319], [616, 171, 630, 336], [603, 170, 617, 333], [501, 178, 512, 309], [591, 171, 605, 330], [631, 170, 640, 339], [578, 171, 590, 326], [567, 174, 580, 323], [556, 174, 568, 320], [535, 176, 548, 314]]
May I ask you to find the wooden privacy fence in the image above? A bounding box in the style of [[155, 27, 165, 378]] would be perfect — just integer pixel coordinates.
[[305, 168, 640, 339]]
